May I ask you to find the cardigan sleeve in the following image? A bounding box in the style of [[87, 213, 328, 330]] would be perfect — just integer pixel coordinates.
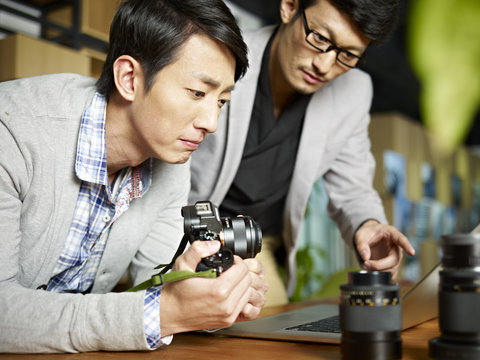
[[322, 71, 388, 244]]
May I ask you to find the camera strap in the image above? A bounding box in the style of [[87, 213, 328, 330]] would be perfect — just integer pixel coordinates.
[[125, 268, 217, 292], [156, 234, 191, 275], [125, 235, 217, 292]]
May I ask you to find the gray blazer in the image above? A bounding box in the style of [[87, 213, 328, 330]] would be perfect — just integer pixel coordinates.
[[189, 26, 387, 295], [0, 74, 189, 352]]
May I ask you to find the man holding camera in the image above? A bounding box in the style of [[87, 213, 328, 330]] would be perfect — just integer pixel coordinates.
[[190, 0, 415, 306], [0, 0, 267, 353]]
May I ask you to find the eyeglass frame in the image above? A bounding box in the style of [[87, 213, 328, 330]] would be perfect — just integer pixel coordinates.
[[300, 6, 365, 69]]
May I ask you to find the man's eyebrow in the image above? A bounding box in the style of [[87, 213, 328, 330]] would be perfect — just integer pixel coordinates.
[[316, 21, 366, 53], [224, 84, 235, 92], [192, 72, 235, 92]]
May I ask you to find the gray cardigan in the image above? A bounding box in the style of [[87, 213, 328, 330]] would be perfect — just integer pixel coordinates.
[[189, 26, 388, 295], [0, 74, 190, 353]]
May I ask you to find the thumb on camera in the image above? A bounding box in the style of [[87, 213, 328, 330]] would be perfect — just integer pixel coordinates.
[[191, 240, 221, 258]]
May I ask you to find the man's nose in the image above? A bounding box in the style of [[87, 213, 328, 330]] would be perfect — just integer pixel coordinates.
[[312, 50, 337, 75], [194, 104, 219, 134]]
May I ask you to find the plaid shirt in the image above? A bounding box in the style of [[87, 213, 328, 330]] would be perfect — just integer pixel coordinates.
[[46, 92, 165, 348]]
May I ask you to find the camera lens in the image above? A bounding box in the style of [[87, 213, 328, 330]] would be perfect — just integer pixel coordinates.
[[340, 271, 402, 360], [221, 215, 262, 258], [429, 233, 480, 360]]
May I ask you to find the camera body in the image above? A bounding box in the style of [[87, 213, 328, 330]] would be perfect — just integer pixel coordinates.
[[182, 201, 262, 274]]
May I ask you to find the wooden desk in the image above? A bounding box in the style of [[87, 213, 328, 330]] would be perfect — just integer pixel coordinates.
[[0, 300, 440, 360]]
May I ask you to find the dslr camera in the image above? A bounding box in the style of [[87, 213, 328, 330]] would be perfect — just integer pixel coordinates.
[[182, 201, 262, 274]]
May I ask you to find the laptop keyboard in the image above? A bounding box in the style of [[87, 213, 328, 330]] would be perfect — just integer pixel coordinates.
[[285, 315, 340, 334]]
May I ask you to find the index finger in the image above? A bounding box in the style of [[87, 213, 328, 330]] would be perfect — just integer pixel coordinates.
[[389, 228, 415, 256], [218, 256, 251, 289], [243, 258, 265, 276], [368, 225, 415, 257]]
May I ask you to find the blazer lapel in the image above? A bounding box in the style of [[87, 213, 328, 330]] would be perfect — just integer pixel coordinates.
[[210, 27, 276, 203], [284, 85, 333, 247]]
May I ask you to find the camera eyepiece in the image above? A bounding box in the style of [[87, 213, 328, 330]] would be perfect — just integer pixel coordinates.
[[340, 271, 402, 360]]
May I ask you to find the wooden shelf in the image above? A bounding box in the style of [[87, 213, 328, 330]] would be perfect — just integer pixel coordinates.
[[0, 0, 113, 53], [0, 1, 122, 79], [81, 0, 120, 42], [0, 33, 91, 81]]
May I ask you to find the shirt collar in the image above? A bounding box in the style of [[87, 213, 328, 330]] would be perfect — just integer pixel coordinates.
[[75, 92, 109, 185], [75, 92, 153, 196]]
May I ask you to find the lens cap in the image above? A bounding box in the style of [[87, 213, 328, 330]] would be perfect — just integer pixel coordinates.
[[348, 270, 392, 286], [441, 233, 480, 268]]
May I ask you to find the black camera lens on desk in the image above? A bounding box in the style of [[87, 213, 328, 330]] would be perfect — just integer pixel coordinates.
[[429, 233, 480, 360], [339, 271, 402, 360]]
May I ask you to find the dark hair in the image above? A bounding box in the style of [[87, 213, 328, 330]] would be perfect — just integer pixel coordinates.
[[299, 0, 400, 45], [96, 0, 248, 100]]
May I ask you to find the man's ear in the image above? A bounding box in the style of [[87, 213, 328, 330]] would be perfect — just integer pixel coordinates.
[[279, 0, 299, 24], [112, 55, 143, 102]]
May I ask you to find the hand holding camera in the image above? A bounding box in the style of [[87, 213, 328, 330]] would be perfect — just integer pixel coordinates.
[[157, 202, 267, 335], [159, 240, 266, 336], [128, 200, 267, 334]]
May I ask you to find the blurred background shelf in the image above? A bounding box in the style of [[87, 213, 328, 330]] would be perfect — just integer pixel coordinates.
[[0, 32, 90, 80], [0, 0, 118, 80]]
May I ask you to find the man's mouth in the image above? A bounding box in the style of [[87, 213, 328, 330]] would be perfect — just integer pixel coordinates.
[[181, 138, 203, 150], [302, 69, 327, 85]]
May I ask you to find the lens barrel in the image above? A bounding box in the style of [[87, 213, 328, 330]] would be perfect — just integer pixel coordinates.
[[429, 233, 480, 360], [221, 215, 262, 258], [182, 201, 262, 259], [340, 271, 402, 360]]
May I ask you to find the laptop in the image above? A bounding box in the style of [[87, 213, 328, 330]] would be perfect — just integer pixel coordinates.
[[214, 262, 441, 344]]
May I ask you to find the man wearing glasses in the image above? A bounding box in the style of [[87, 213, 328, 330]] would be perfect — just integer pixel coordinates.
[[190, 0, 415, 306]]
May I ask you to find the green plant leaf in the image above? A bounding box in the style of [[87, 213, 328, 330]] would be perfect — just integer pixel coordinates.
[[407, 0, 480, 155]]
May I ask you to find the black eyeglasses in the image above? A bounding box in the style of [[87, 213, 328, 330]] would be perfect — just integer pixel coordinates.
[[301, 7, 364, 69]]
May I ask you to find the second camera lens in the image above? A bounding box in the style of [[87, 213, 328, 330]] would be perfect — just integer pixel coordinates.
[[340, 271, 402, 360]]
